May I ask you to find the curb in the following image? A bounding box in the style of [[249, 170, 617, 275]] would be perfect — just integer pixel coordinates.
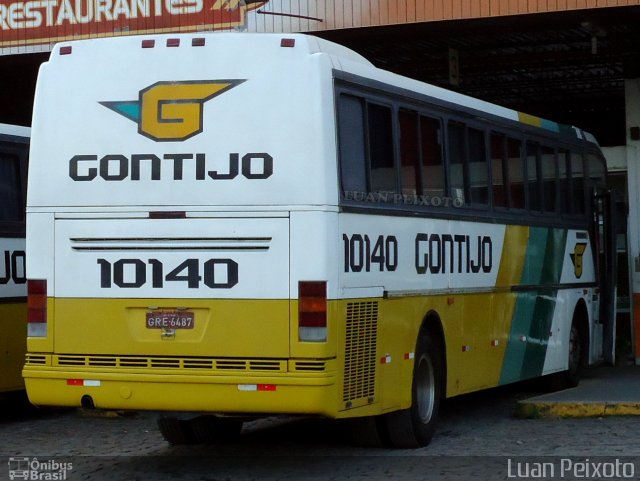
[[515, 401, 640, 419]]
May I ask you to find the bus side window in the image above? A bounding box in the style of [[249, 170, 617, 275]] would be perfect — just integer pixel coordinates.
[[490, 133, 508, 209], [570, 152, 586, 215], [558, 149, 571, 214], [367, 103, 396, 193], [0, 152, 23, 222], [468, 127, 488, 205], [541, 145, 557, 213], [507, 138, 525, 209], [526, 141, 541, 212], [448, 120, 466, 205], [399, 110, 421, 195], [338, 94, 368, 194], [420, 115, 445, 198], [586, 152, 607, 190]]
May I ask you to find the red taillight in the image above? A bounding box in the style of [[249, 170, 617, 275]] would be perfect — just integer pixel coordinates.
[[28, 280, 47, 337], [280, 38, 295, 48], [167, 38, 180, 47], [141, 39, 155, 48], [298, 281, 327, 341], [192, 38, 205, 47], [59, 46, 72, 55]]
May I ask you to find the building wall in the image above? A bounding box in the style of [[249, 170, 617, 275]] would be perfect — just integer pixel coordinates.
[[2, 0, 640, 54]]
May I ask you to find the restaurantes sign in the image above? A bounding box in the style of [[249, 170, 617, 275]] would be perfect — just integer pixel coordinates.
[[0, 0, 267, 48]]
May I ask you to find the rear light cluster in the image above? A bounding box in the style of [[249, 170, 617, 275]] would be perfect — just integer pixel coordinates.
[[28, 280, 47, 337], [298, 281, 327, 342]]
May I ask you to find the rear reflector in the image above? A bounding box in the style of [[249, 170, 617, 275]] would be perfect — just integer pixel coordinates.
[[28, 279, 47, 337], [298, 281, 327, 342], [59, 46, 72, 55], [237, 384, 277, 392], [67, 379, 101, 387], [281, 38, 295, 48], [141, 39, 155, 48], [167, 38, 180, 47]]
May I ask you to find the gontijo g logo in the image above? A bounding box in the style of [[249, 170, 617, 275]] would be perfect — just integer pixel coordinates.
[[100, 80, 245, 142]]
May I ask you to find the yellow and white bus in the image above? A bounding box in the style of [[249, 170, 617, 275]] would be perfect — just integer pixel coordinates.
[[23, 33, 615, 447], [0, 123, 29, 397]]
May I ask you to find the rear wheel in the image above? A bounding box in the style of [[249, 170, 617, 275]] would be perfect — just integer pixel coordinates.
[[157, 417, 195, 445], [383, 333, 443, 448], [190, 415, 243, 444], [564, 321, 584, 388]]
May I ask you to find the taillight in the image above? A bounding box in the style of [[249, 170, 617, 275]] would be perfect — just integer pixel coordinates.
[[298, 281, 327, 342], [28, 280, 47, 337]]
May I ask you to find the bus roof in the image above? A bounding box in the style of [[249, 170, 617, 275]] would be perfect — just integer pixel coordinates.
[[0, 123, 30, 139], [50, 32, 595, 145]]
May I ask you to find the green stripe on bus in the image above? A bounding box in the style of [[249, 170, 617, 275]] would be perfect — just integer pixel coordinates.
[[500, 228, 568, 384]]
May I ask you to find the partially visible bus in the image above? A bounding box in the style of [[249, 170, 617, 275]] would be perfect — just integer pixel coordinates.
[[0, 123, 29, 397], [23, 34, 615, 448]]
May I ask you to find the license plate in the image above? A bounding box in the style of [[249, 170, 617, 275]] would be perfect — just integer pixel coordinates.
[[146, 311, 195, 329]]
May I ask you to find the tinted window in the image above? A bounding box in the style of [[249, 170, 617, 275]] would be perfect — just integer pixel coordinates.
[[526, 142, 541, 212], [558, 149, 570, 214], [586, 152, 606, 190], [338, 95, 367, 193], [420, 116, 445, 198], [399, 110, 420, 195], [0, 153, 22, 222], [508, 138, 524, 209], [468, 127, 488, 205], [448, 121, 466, 205], [368, 103, 396, 193], [571, 152, 586, 215], [490, 133, 507, 208], [541, 146, 557, 213]]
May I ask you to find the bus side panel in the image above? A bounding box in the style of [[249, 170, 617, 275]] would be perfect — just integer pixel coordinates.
[[0, 237, 27, 393], [0, 302, 27, 393], [338, 216, 598, 406]]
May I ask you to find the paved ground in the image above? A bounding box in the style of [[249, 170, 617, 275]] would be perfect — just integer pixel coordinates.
[[2, 369, 640, 480], [517, 365, 640, 417]]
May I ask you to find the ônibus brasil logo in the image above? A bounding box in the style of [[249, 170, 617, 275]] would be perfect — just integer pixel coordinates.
[[100, 80, 245, 142]]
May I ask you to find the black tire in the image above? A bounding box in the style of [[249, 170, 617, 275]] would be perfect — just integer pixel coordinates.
[[383, 333, 443, 448], [342, 416, 388, 448], [564, 320, 584, 388], [190, 415, 243, 444], [157, 416, 196, 445]]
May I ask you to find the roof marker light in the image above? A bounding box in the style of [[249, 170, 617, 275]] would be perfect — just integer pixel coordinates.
[[280, 38, 295, 48], [192, 38, 206, 47], [59, 46, 72, 55], [167, 38, 180, 47], [149, 211, 186, 219], [141, 39, 155, 48]]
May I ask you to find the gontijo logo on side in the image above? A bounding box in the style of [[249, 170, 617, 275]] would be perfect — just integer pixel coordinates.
[[100, 80, 246, 142]]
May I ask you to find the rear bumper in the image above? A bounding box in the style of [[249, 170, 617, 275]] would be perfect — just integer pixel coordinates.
[[23, 361, 339, 417]]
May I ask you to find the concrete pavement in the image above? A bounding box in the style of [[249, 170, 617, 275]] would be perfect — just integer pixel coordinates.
[[516, 365, 640, 418]]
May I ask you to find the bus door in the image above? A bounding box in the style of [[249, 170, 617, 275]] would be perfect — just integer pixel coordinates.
[[594, 189, 617, 364]]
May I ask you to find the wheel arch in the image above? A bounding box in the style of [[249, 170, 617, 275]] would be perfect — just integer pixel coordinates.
[[572, 297, 590, 367], [417, 310, 447, 399]]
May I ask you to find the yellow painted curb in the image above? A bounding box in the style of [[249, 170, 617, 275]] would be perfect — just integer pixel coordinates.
[[515, 402, 640, 419]]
